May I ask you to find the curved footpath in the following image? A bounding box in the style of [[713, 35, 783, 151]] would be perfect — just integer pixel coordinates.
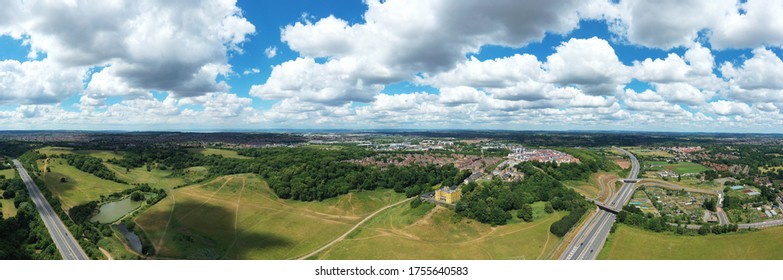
[[298, 197, 415, 260]]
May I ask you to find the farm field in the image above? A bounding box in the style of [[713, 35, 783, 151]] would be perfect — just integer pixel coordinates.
[[190, 148, 251, 159], [646, 161, 709, 175], [39, 158, 133, 210], [599, 225, 783, 259], [134, 174, 407, 259], [313, 201, 564, 260]]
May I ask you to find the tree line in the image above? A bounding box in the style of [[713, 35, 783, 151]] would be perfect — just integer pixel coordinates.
[[61, 154, 125, 183]]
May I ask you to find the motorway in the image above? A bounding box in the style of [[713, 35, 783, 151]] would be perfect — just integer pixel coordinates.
[[13, 159, 89, 260], [561, 148, 639, 260]]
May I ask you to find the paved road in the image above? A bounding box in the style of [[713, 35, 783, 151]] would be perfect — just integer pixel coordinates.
[[561, 148, 639, 260], [13, 159, 89, 260]]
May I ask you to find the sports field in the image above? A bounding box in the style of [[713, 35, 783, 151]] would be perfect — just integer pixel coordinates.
[[134, 174, 407, 259], [313, 201, 564, 260], [39, 158, 134, 209], [599, 225, 783, 259], [646, 161, 709, 174]]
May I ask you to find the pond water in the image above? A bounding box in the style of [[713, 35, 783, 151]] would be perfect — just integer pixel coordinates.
[[117, 224, 142, 254], [89, 197, 142, 224]]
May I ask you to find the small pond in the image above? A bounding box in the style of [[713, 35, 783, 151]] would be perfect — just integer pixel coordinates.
[[89, 197, 142, 224]]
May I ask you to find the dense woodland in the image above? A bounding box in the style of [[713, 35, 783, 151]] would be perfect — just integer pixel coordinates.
[[0, 176, 60, 259], [455, 162, 591, 235]]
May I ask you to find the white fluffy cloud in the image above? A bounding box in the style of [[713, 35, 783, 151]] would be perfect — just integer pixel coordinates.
[[545, 37, 629, 95], [0, 0, 255, 103], [709, 100, 753, 116], [0, 59, 84, 104]]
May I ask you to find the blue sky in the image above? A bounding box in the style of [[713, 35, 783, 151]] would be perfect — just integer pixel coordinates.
[[1, 0, 783, 132]]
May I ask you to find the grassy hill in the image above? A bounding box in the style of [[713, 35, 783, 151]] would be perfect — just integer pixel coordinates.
[[39, 158, 134, 210], [134, 174, 407, 259], [314, 201, 564, 260]]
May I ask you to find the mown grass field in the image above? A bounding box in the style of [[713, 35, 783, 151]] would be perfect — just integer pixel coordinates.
[[134, 174, 407, 259], [0, 168, 16, 179], [189, 148, 251, 159], [37, 146, 122, 161], [314, 201, 564, 260], [39, 158, 134, 209], [599, 225, 783, 259], [646, 161, 709, 174]]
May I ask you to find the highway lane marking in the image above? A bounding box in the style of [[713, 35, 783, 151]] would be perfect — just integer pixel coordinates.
[[15, 160, 88, 260]]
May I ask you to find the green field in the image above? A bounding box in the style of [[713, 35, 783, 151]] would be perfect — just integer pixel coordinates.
[[314, 201, 564, 260], [1, 198, 17, 218], [40, 158, 134, 209], [646, 161, 709, 174], [37, 146, 74, 156], [599, 225, 783, 259], [134, 174, 407, 259], [105, 163, 207, 190], [190, 148, 251, 159], [625, 148, 674, 158], [37, 146, 122, 160], [0, 168, 16, 179]]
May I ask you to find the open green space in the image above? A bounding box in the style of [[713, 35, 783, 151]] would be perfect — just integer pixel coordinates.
[[1, 198, 17, 218], [599, 224, 783, 259], [134, 174, 406, 259], [189, 148, 251, 159], [314, 201, 564, 260], [40, 158, 134, 210], [624, 148, 674, 158], [646, 161, 709, 175], [0, 168, 16, 179], [104, 162, 207, 190]]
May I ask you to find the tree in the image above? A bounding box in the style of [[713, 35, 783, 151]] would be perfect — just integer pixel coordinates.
[[517, 204, 533, 222], [544, 202, 554, 214], [130, 191, 144, 202], [698, 224, 711, 235]]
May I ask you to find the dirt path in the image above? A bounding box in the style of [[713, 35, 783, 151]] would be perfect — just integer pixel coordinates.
[[222, 177, 246, 259], [175, 177, 233, 223], [155, 193, 177, 252], [99, 247, 114, 260], [297, 197, 414, 260]]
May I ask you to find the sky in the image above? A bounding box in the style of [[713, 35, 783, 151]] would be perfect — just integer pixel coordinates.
[[1, 0, 783, 132]]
